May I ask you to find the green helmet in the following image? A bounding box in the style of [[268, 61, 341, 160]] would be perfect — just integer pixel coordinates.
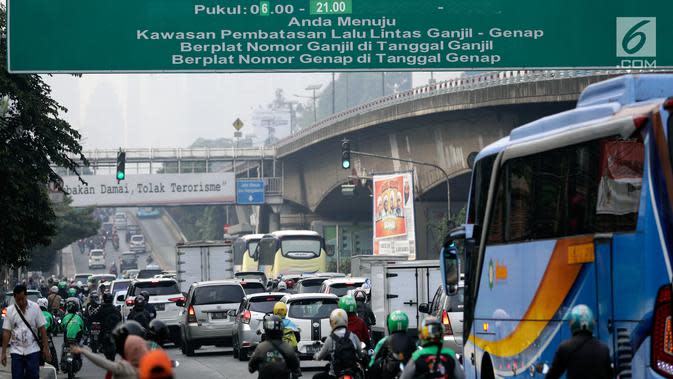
[[58, 281, 67, 289], [67, 288, 77, 297], [568, 304, 595, 335], [387, 310, 409, 333], [338, 295, 357, 313]]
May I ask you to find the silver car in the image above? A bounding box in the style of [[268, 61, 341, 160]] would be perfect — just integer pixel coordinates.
[[231, 292, 286, 361], [179, 280, 246, 356], [419, 284, 464, 354]]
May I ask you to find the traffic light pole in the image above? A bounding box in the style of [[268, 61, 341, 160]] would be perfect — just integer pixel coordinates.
[[350, 150, 452, 219]]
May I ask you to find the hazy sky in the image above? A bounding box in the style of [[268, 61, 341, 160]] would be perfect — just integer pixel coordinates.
[[44, 72, 460, 150]]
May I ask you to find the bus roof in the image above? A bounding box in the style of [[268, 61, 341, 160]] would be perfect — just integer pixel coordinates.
[[239, 234, 265, 241], [473, 74, 673, 164], [270, 230, 321, 238]]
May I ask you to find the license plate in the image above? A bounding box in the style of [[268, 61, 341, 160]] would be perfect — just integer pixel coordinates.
[[211, 312, 227, 319], [154, 303, 165, 311], [305, 344, 320, 354]]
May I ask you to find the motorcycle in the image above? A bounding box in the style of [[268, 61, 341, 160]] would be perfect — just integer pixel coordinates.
[[89, 322, 101, 353], [112, 234, 120, 250], [77, 239, 85, 255], [61, 339, 82, 379], [99, 331, 116, 360], [47, 333, 59, 371]]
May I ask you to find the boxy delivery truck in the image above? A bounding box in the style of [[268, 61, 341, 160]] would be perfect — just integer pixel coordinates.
[[175, 240, 234, 293]]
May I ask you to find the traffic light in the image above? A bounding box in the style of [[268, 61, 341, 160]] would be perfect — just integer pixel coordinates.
[[116, 150, 126, 181], [341, 139, 351, 169]]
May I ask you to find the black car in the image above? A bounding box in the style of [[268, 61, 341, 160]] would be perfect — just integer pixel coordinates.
[[119, 252, 138, 271], [126, 224, 141, 243]]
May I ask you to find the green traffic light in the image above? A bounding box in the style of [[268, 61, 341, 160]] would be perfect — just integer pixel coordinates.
[[116, 171, 125, 180], [342, 160, 351, 169]]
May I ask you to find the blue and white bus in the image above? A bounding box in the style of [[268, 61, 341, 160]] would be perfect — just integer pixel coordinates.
[[442, 74, 673, 378]]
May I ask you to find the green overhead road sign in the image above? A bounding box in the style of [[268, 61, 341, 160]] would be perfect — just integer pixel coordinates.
[[7, 0, 672, 72]]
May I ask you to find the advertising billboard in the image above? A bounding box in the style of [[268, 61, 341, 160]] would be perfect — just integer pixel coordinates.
[[61, 172, 235, 207], [372, 172, 415, 259]]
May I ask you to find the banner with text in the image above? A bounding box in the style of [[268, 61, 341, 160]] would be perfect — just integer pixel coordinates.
[[373, 172, 415, 259], [62, 173, 235, 207], [7, 0, 672, 72]]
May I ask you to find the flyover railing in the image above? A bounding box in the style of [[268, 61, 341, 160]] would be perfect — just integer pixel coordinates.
[[77, 146, 276, 163], [275, 69, 645, 148]]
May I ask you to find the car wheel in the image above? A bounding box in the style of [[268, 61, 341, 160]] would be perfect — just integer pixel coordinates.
[[238, 347, 248, 362], [184, 339, 195, 356], [232, 336, 239, 359]]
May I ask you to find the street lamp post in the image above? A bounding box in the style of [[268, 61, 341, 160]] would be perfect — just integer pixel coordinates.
[[305, 84, 322, 123]]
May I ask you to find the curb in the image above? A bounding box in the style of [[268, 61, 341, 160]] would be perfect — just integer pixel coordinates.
[[62, 246, 76, 278], [161, 210, 188, 242]]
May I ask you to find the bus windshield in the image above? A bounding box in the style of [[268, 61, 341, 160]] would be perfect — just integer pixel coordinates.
[[280, 238, 321, 258]]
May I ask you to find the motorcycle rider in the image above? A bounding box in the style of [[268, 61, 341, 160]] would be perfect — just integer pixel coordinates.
[[38, 298, 59, 371], [339, 295, 371, 349], [89, 292, 122, 353], [47, 286, 63, 313], [127, 295, 152, 329], [276, 281, 288, 293], [273, 302, 299, 349], [249, 315, 301, 379], [60, 299, 86, 374], [57, 281, 68, 299], [112, 320, 146, 358], [368, 310, 416, 379], [140, 290, 157, 321], [353, 289, 376, 328], [313, 308, 362, 379], [399, 317, 463, 379], [546, 304, 613, 379], [147, 319, 170, 349]]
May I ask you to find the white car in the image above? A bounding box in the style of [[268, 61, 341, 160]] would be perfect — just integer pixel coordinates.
[[113, 212, 127, 230], [129, 234, 146, 254], [113, 290, 127, 311], [123, 278, 184, 344], [281, 293, 339, 359], [88, 249, 106, 269], [319, 277, 369, 297]]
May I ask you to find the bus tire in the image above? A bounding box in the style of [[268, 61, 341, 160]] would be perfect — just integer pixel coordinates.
[[481, 354, 495, 379]]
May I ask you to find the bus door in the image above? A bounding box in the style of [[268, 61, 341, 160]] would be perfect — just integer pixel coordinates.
[[593, 236, 615, 363]]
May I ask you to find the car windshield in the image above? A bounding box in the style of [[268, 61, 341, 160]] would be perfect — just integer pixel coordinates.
[[137, 269, 163, 279], [288, 298, 338, 319], [298, 279, 326, 293], [235, 273, 266, 282], [131, 236, 144, 242], [74, 275, 91, 283], [4, 292, 40, 306], [193, 285, 244, 305], [111, 281, 131, 292], [122, 254, 136, 263], [241, 282, 266, 295], [280, 238, 321, 258], [328, 282, 364, 297], [130, 281, 180, 296], [90, 275, 115, 284], [249, 296, 284, 313], [91, 250, 104, 257]]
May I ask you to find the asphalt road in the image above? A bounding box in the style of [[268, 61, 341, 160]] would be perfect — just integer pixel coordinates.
[[62, 210, 333, 379]]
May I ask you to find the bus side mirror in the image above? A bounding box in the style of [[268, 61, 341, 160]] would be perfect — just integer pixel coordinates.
[[441, 226, 466, 293], [448, 284, 458, 296]]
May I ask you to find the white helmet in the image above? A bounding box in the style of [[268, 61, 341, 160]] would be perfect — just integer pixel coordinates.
[[50, 286, 58, 294], [329, 308, 348, 329], [76, 281, 83, 288], [37, 298, 48, 309], [277, 281, 287, 290]]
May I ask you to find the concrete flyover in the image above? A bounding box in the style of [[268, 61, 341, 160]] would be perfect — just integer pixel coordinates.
[[275, 70, 634, 217]]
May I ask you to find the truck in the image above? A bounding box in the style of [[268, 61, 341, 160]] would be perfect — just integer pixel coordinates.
[[365, 259, 441, 339], [175, 240, 235, 293]]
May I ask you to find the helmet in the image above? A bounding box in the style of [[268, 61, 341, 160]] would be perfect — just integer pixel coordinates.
[[67, 288, 77, 297], [102, 292, 114, 304], [568, 304, 595, 335], [338, 295, 357, 313], [112, 320, 146, 357], [277, 281, 287, 291], [329, 308, 348, 329], [353, 289, 367, 302], [148, 319, 169, 347], [58, 281, 67, 289], [66, 299, 80, 313], [37, 298, 48, 309], [273, 302, 287, 318], [263, 314, 283, 340], [50, 286, 58, 294], [418, 317, 443, 346], [285, 280, 294, 289], [140, 290, 150, 302], [76, 281, 83, 288], [387, 310, 409, 333], [134, 295, 146, 307]]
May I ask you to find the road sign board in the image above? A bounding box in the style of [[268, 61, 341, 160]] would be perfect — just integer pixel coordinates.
[[7, 0, 672, 72], [236, 179, 265, 205], [233, 118, 244, 131]]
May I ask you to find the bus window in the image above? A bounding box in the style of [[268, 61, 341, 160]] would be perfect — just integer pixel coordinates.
[[233, 239, 245, 266], [248, 240, 260, 258], [280, 238, 321, 258], [467, 154, 496, 226]]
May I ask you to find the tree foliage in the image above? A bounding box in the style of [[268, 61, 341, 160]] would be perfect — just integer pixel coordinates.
[[0, 5, 87, 267], [29, 198, 100, 272]]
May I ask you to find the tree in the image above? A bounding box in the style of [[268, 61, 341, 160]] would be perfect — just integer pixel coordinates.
[[30, 198, 100, 272], [0, 5, 87, 267]]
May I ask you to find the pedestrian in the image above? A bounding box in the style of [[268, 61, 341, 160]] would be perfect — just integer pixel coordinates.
[[249, 315, 301, 379], [1, 284, 51, 379], [139, 348, 174, 379], [545, 304, 613, 379], [73, 334, 148, 379]]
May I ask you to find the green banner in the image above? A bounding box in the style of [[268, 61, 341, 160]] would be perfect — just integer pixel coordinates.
[[7, 0, 672, 72]]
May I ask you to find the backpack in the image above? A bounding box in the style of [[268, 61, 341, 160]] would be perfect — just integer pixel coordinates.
[[382, 338, 404, 377], [102, 308, 122, 332], [331, 331, 358, 375], [414, 350, 456, 379], [282, 327, 298, 349]]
